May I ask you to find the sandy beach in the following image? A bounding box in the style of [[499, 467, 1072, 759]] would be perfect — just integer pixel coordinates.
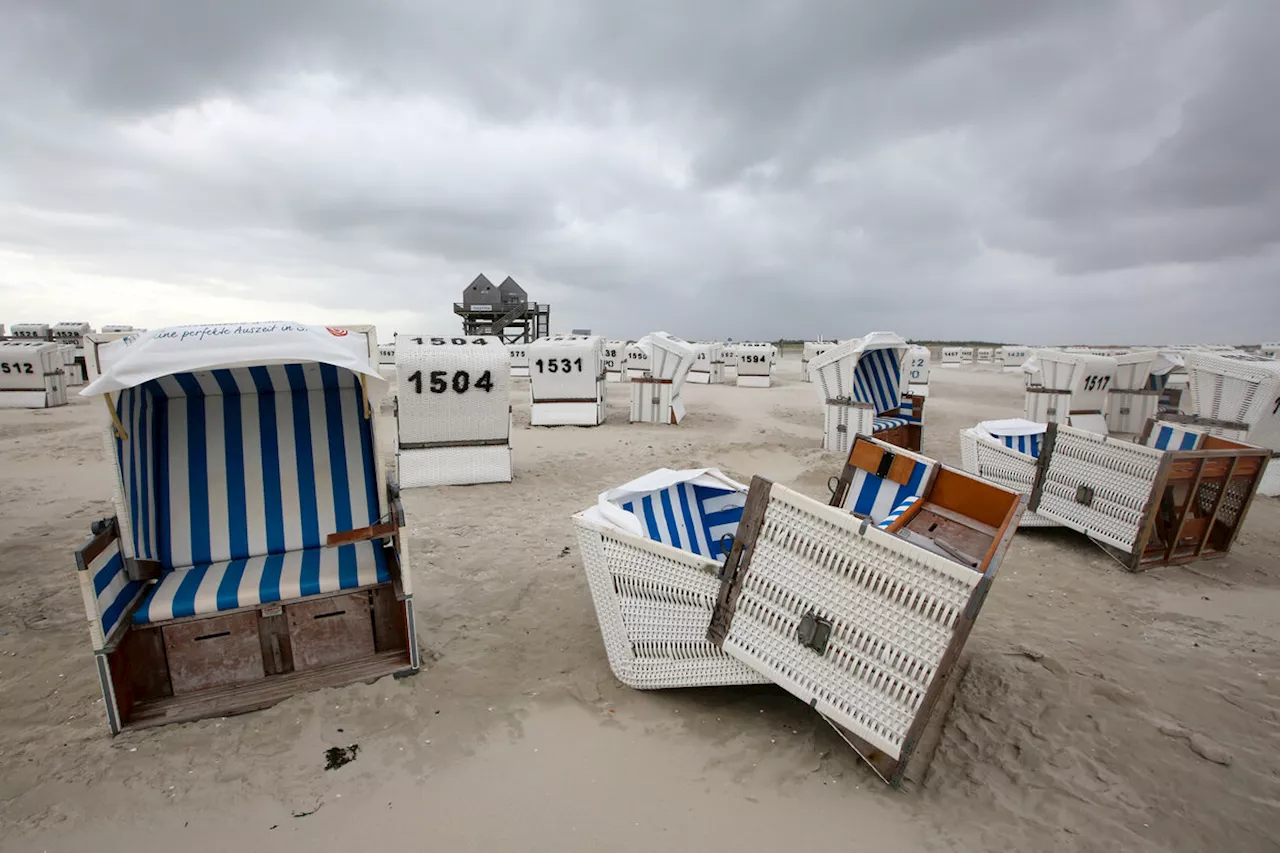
[[2, 353, 1278, 853]]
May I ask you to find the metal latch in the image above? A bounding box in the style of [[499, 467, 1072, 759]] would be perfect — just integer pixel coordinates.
[[876, 450, 897, 478], [1075, 485, 1095, 507], [797, 611, 832, 655]]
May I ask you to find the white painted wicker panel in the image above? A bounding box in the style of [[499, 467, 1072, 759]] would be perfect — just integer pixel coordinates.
[[735, 343, 773, 378], [395, 336, 510, 446], [940, 347, 962, 368], [601, 340, 626, 375], [529, 335, 605, 402], [1106, 391, 1158, 435], [1185, 352, 1280, 450], [0, 341, 63, 391], [1113, 351, 1159, 391], [645, 333, 695, 386], [1036, 427, 1163, 552], [720, 483, 984, 759], [824, 403, 874, 455], [1025, 390, 1071, 424], [530, 398, 605, 426], [630, 382, 684, 424], [958, 429, 1059, 528], [573, 514, 768, 689], [398, 445, 512, 487], [902, 346, 930, 389], [625, 343, 650, 376]]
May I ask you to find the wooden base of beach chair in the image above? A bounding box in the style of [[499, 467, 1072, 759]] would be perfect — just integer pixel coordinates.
[[98, 582, 416, 733]]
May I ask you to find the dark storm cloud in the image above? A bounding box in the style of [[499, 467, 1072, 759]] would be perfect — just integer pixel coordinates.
[[1, 0, 1277, 342]]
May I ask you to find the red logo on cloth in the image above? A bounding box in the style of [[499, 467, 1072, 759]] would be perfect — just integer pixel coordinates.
[[327, 327, 349, 337]]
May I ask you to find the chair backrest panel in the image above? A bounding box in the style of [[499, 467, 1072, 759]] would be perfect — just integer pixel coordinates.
[[114, 363, 379, 570], [618, 483, 745, 560], [853, 348, 903, 414]]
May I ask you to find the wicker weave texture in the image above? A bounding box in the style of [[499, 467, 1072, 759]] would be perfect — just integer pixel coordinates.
[[958, 429, 1060, 527], [574, 515, 767, 689], [721, 484, 982, 759], [396, 336, 510, 446], [823, 403, 874, 455], [398, 445, 512, 487]]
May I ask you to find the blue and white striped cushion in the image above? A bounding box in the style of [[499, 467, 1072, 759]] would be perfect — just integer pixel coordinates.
[[619, 484, 746, 560], [134, 541, 388, 624], [1146, 423, 1201, 451], [998, 432, 1043, 457], [843, 459, 932, 523], [873, 416, 910, 432], [88, 539, 146, 640], [113, 363, 380, 569], [876, 495, 919, 529], [852, 348, 903, 415]]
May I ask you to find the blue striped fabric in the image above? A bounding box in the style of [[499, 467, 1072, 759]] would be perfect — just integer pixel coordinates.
[[134, 542, 389, 623], [88, 539, 146, 640], [112, 363, 379, 571], [998, 433, 1043, 458], [873, 416, 910, 432], [842, 459, 932, 523], [876, 495, 919, 529], [852, 348, 903, 415], [620, 483, 745, 559], [1147, 424, 1201, 451]]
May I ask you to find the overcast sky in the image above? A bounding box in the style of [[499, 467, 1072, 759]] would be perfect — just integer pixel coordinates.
[[1, 1, 1276, 344]]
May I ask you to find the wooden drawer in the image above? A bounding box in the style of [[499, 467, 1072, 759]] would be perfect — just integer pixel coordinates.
[[286, 592, 376, 671], [162, 611, 265, 694]]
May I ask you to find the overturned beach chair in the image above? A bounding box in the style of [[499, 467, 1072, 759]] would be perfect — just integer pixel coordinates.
[[630, 332, 695, 424], [706, 436, 1026, 785], [1024, 422, 1268, 569], [1024, 349, 1118, 434], [959, 419, 1059, 527], [395, 334, 512, 486], [810, 332, 924, 453], [75, 322, 419, 733], [0, 340, 68, 408], [573, 469, 768, 689], [1182, 350, 1280, 496]]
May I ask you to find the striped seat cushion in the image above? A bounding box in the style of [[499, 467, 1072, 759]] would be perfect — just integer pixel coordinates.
[[618, 484, 745, 560], [873, 416, 910, 432], [876, 496, 919, 529], [843, 458, 932, 523], [134, 541, 388, 624], [1146, 423, 1201, 451]]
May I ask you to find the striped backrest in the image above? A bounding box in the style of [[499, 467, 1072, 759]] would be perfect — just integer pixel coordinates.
[[618, 484, 746, 560], [852, 348, 903, 415], [998, 432, 1042, 457], [840, 444, 934, 523], [78, 533, 145, 646], [1146, 423, 1202, 452], [112, 363, 379, 570]]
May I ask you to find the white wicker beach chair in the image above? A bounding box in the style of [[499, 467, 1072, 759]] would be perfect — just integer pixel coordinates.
[[0, 340, 68, 408], [902, 345, 931, 397], [74, 323, 418, 734], [1023, 349, 1118, 434], [959, 419, 1059, 528], [707, 439, 1026, 786], [528, 335, 607, 426], [810, 332, 924, 454], [687, 342, 724, 384], [630, 332, 696, 424], [572, 469, 769, 689], [395, 334, 512, 487], [734, 342, 773, 387]]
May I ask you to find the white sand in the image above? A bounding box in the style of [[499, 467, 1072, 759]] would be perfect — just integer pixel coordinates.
[[2, 355, 1278, 852]]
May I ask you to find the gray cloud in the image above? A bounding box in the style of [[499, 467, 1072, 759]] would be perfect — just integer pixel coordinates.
[[1, 0, 1277, 343]]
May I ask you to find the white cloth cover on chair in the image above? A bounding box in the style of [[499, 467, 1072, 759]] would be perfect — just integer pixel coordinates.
[[573, 468, 767, 689], [959, 419, 1059, 528]]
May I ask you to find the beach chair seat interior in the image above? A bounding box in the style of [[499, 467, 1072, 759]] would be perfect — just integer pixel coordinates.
[[614, 481, 745, 560], [78, 358, 417, 732]]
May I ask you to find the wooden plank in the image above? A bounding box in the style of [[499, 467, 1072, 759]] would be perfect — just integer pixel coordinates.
[[398, 438, 509, 450], [1027, 422, 1059, 514], [927, 468, 1019, 530], [75, 518, 118, 571], [1164, 457, 1206, 564], [326, 522, 398, 547], [371, 585, 408, 653], [287, 592, 376, 671], [162, 612, 265, 695], [902, 509, 990, 570], [1195, 456, 1238, 558], [124, 558, 164, 582], [122, 649, 413, 731], [707, 476, 773, 647], [108, 626, 172, 724], [258, 608, 295, 676], [1129, 452, 1175, 572], [847, 439, 888, 477]]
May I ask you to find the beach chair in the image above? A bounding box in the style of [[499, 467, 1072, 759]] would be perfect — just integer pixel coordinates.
[[959, 419, 1059, 527], [0, 340, 68, 408], [810, 332, 924, 453], [999, 346, 1031, 373], [572, 469, 769, 688], [1023, 349, 1118, 434], [687, 342, 724, 384], [734, 343, 774, 387], [528, 335, 607, 426], [74, 322, 419, 734], [1181, 351, 1280, 496], [630, 332, 695, 424], [802, 341, 836, 382], [1105, 350, 1177, 435], [602, 340, 627, 382], [902, 345, 931, 398], [706, 436, 1026, 785], [395, 334, 512, 486]]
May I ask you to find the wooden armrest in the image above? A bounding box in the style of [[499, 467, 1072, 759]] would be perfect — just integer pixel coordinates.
[[327, 522, 399, 547]]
